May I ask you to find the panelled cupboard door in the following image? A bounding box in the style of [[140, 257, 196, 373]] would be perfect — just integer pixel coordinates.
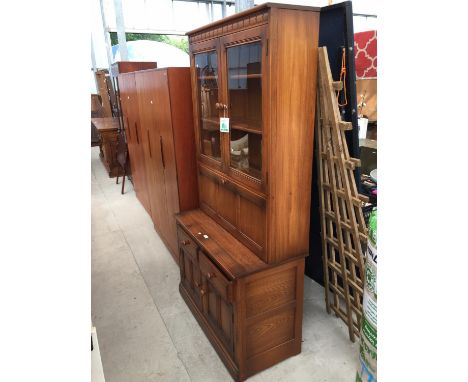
[[150, 70, 180, 256], [220, 26, 268, 193], [127, 74, 151, 213], [135, 71, 170, 237], [179, 248, 203, 309], [199, 251, 234, 354], [118, 75, 138, 188]]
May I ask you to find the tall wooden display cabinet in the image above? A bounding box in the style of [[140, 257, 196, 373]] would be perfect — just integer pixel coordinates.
[[177, 3, 320, 381]]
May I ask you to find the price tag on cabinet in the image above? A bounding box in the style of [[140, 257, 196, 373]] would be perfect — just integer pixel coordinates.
[[220, 117, 230, 133]]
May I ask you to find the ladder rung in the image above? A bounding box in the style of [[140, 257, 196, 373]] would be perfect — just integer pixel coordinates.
[[350, 158, 361, 167], [358, 194, 369, 203]]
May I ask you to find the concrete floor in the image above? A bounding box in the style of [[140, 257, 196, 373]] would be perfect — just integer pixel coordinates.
[[91, 147, 359, 382]]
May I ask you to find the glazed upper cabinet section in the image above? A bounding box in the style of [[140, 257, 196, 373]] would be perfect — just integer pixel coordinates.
[[191, 25, 267, 191], [222, 27, 265, 186], [195, 49, 221, 163]]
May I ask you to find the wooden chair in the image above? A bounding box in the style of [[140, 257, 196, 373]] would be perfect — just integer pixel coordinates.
[[91, 94, 105, 149], [115, 129, 130, 194]]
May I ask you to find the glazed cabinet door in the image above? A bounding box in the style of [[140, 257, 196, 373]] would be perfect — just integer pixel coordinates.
[[199, 251, 234, 354], [220, 26, 268, 192], [191, 39, 224, 174]]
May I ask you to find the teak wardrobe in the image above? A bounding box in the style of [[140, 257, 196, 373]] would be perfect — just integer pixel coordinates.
[[118, 68, 199, 262], [176, 3, 320, 381]]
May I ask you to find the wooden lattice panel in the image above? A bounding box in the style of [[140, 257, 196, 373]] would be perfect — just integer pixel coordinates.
[[316, 47, 368, 342]]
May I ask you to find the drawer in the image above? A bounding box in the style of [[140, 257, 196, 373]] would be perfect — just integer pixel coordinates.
[[199, 251, 233, 302], [177, 226, 198, 262]]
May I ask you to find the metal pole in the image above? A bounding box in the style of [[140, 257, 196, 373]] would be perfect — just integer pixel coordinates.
[[91, 36, 99, 92], [113, 0, 128, 61], [99, 0, 114, 67], [222, 0, 227, 18], [235, 0, 253, 13]]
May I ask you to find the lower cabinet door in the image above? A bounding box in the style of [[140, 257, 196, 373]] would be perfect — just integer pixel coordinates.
[[204, 285, 234, 353], [179, 248, 203, 309], [199, 252, 235, 354]]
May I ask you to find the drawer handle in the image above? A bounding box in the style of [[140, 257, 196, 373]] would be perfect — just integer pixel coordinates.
[[206, 272, 215, 280], [195, 281, 201, 288], [182, 239, 190, 246], [200, 288, 206, 296]]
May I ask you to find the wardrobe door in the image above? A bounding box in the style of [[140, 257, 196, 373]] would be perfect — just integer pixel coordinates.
[[151, 70, 179, 256], [135, 71, 169, 234], [127, 74, 151, 213], [118, 75, 136, 175]]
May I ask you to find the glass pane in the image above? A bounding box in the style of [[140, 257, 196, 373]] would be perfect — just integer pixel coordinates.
[[195, 51, 221, 161], [230, 129, 262, 179], [227, 42, 262, 178]]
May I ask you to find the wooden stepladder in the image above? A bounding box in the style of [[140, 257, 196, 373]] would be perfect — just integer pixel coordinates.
[[316, 47, 369, 342]]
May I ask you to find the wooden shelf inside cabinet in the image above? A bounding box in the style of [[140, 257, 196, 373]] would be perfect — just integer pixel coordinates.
[[201, 117, 220, 131], [201, 118, 262, 135], [198, 75, 218, 80], [229, 73, 261, 79], [230, 120, 262, 134]]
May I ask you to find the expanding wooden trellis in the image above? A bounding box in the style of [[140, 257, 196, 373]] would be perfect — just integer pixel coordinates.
[[316, 47, 369, 342]]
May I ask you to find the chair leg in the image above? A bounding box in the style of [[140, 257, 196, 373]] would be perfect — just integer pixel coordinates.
[[116, 174, 119, 184], [121, 169, 126, 195]]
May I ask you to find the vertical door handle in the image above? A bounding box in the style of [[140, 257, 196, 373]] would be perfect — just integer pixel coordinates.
[[160, 136, 165, 169], [134, 122, 139, 144], [126, 117, 131, 140], [147, 130, 152, 158]]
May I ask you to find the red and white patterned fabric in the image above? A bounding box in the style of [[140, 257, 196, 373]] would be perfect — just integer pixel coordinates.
[[354, 30, 377, 79]]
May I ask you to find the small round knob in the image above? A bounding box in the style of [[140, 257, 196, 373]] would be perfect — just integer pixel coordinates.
[[182, 239, 190, 246], [206, 273, 215, 280], [220, 178, 226, 184], [215, 102, 221, 109], [200, 288, 206, 296], [195, 281, 201, 288]]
